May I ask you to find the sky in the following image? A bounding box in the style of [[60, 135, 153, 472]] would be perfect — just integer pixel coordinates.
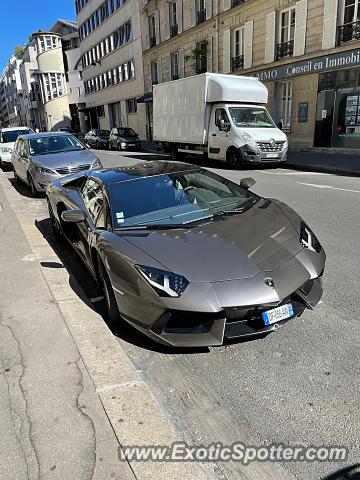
[[0, 0, 76, 72]]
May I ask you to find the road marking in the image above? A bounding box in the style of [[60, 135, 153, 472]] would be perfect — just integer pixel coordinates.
[[298, 182, 360, 194], [22, 253, 43, 262], [96, 380, 145, 393]]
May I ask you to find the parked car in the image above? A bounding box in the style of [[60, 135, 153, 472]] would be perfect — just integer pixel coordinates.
[[85, 129, 110, 149], [0, 126, 34, 170], [12, 132, 102, 197], [46, 161, 325, 348], [108, 127, 141, 151]]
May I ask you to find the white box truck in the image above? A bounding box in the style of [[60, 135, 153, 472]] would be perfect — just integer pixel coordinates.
[[153, 73, 288, 168]]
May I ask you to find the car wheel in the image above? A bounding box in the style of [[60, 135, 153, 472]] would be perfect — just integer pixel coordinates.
[[98, 258, 121, 325], [117, 142, 122, 151], [27, 173, 39, 197], [226, 148, 242, 169], [95, 140, 99, 149], [47, 198, 63, 240], [1, 160, 10, 171]]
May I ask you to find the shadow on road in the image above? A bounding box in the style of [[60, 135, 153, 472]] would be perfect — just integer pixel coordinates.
[[322, 464, 360, 480], [35, 217, 209, 355]]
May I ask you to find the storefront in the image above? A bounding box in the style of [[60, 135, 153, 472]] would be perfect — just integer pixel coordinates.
[[251, 47, 360, 149]]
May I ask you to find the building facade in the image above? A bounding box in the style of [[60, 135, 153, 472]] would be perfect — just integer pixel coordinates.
[[141, 0, 360, 149], [0, 57, 24, 128], [76, 0, 146, 138]]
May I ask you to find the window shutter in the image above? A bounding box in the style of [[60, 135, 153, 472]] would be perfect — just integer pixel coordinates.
[[190, 0, 196, 27], [223, 0, 231, 11], [222, 28, 231, 73], [207, 37, 213, 72], [244, 20, 254, 68], [166, 54, 171, 81], [155, 10, 160, 45], [165, 3, 170, 40], [322, 0, 339, 50], [178, 49, 185, 78], [177, 0, 183, 33], [294, 0, 307, 56], [264, 11, 276, 64], [206, 0, 212, 20]]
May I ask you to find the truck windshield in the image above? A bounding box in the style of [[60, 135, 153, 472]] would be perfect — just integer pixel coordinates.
[[110, 169, 258, 229], [229, 107, 275, 128]]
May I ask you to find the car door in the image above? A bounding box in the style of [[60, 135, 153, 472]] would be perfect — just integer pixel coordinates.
[[75, 178, 106, 270], [208, 107, 231, 161]]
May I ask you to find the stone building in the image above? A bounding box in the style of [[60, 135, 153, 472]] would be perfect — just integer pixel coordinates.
[[140, 0, 360, 149]]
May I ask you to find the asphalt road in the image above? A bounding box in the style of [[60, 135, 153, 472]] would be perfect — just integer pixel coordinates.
[[3, 149, 360, 480]]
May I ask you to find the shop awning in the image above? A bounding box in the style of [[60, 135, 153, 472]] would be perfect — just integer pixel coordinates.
[[137, 92, 153, 104]]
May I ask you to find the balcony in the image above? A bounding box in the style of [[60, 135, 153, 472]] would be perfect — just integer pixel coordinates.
[[231, 55, 244, 71], [276, 40, 294, 60], [337, 21, 360, 45], [196, 9, 206, 25], [149, 36, 156, 48], [170, 24, 178, 37], [231, 0, 245, 6]]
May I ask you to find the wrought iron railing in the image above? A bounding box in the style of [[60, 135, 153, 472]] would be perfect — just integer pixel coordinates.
[[231, 55, 244, 71], [337, 21, 360, 45], [197, 9, 206, 25], [195, 59, 207, 74], [276, 40, 294, 60], [170, 24, 178, 37]]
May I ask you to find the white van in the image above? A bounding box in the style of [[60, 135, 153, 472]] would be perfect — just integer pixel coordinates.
[[0, 126, 34, 170], [153, 73, 287, 168]]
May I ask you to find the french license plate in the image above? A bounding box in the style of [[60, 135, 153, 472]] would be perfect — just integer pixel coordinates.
[[266, 153, 279, 158], [262, 303, 294, 326]]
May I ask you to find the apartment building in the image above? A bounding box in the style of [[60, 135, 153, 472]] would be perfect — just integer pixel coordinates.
[[141, 0, 360, 149], [0, 57, 23, 128], [76, 0, 146, 138]]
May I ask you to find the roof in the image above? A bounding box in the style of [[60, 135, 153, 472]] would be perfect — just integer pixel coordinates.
[[18, 132, 75, 139], [206, 73, 269, 104], [91, 161, 200, 184], [0, 126, 33, 132]]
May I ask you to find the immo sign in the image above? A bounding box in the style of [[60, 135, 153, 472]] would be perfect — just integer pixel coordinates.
[[253, 48, 360, 82]]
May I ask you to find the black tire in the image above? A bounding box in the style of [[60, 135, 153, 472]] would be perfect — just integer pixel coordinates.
[[47, 198, 63, 240], [117, 142, 122, 151], [98, 258, 121, 325], [27, 173, 39, 197], [1, 160, 10, 172], [226, 148, 243, 169]]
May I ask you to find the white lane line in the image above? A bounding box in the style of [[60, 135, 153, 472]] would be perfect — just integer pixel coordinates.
[[298, 182, 360, 194]]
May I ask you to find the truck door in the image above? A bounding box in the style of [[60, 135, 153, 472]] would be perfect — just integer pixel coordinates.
[[208, 108, 231, 161]]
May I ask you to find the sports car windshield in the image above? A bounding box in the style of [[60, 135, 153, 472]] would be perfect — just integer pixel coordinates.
[[229, 107, 275, 128], [28, 135, 85, 155], [109, 169, 258, 229]]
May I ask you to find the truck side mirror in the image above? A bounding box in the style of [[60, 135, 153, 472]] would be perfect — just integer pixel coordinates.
[[219, 119, 231, 132], [240, 177, 256, 190], [277, 121, 283, 130]]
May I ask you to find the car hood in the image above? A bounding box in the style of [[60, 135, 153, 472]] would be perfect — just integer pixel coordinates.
[[31, 149, 97, 168], [121, 136, 138, 141], [239, 127, 287, 143], [119, 202, 303, 282]]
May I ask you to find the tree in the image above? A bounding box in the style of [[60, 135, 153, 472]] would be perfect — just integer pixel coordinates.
[[14, 45, 25, 59]]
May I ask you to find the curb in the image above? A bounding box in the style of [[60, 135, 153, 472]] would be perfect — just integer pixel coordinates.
[[282, 162, 360, 177]]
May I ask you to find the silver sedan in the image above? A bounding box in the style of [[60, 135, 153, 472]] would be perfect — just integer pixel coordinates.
[[12, 132, 102, 196]]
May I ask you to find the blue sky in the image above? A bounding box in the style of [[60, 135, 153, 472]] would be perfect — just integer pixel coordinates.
[[0, 0, 76, 72]]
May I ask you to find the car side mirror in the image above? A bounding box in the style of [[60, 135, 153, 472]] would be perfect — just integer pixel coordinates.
[[61, 209, 86, 223], [277, 121, 283, 130], [240, 177, 256, 190]]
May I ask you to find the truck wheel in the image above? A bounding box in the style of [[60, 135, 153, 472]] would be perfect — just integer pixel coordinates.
[[226, 148, 242, 169], [170, 144, 179, 161]]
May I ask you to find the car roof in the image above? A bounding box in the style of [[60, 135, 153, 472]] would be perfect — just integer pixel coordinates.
[[18, 132, 76, 140], [1, 126, 32, 132], [90, 161, 200, 184]]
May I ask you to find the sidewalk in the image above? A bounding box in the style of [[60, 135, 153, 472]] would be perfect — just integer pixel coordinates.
[[141, 142, 360, 176]]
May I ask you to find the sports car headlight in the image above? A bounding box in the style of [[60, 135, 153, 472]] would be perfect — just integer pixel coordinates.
[[35, 165, 55, 174], [135, 265, 189, 297], [92, 158, 102, 169], [300, 222, 321, 253]]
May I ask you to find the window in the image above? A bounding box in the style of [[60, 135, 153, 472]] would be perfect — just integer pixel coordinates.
[[169, 2, 178, 36], [232, 27, 244, 71], [277, 7, 295, 58], [196, 0, 206, 24], [149, 15, 156, 47], [215, 108, 230, 128], [151, 61, 158, 84], [195, 41, 207, 74], [339, 0, 360, 43], [278, 81, 292, 129], [81, 179, 105, 226], [126, 98, 137, 114], [171, 53, 179, 80]]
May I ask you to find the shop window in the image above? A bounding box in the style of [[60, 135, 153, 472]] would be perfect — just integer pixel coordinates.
[[126, 98, 137, 114], [277, 7, 295, 59], [277, 81, 293, 129]]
